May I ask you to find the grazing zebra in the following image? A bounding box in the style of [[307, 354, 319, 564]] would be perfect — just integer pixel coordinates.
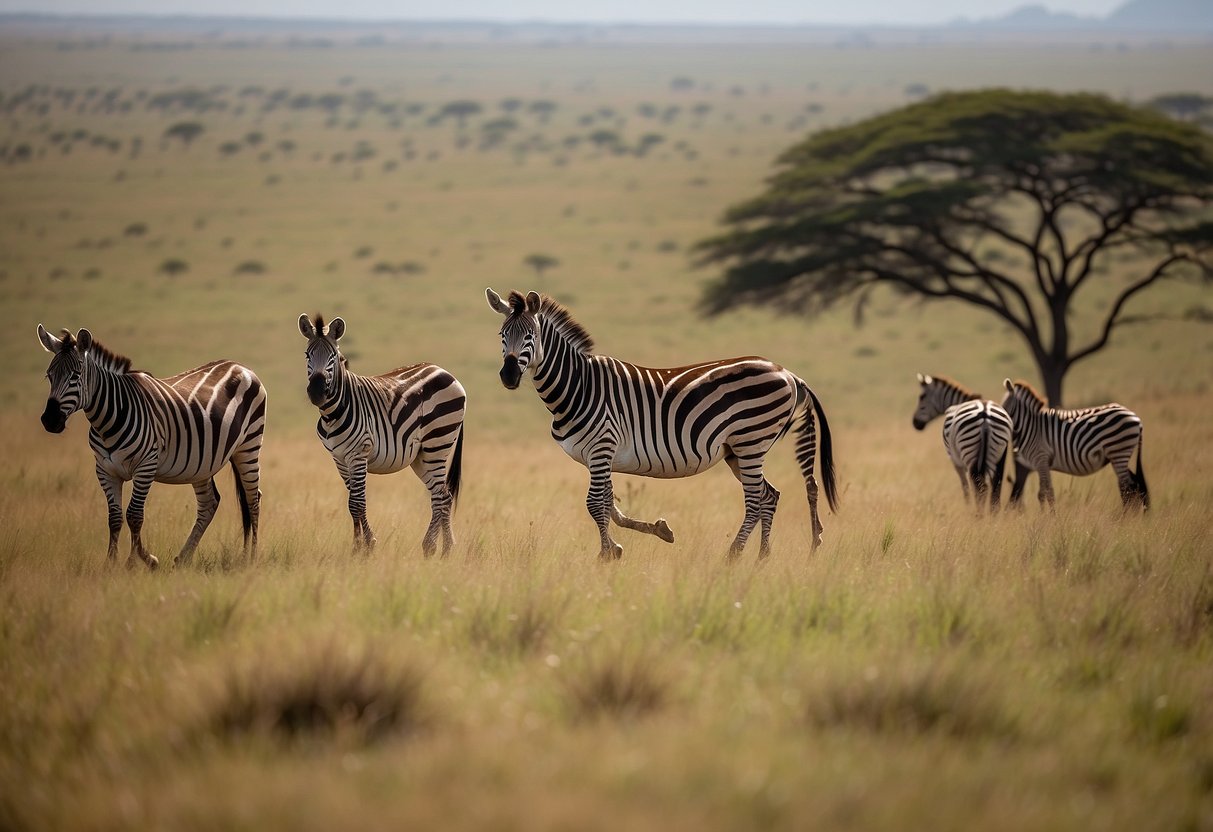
[[1001, 379, 1148, 510], [37, 325, 267, 569], [486, 288, 837, 560], [912, 374, 1013, 514], [298, 314, 466, 554]]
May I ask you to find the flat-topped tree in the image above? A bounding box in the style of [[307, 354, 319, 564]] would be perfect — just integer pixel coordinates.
[[696, 89, 1213, 405]]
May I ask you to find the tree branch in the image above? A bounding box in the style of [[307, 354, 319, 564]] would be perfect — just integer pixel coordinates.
[[1068, 254, 1190, 366]]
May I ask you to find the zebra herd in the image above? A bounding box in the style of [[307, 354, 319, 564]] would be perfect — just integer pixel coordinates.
[[36, 289, 1145, 569], [912, 374, 1148, 514]]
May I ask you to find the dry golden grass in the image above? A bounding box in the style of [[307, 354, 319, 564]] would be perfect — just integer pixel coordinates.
[[2, 28, 1212, 831]]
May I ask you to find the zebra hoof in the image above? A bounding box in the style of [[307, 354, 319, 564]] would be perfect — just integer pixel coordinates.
[[655, 519, 675, 544], [145, 555, 160, 571], [599, 544, 623, 562]]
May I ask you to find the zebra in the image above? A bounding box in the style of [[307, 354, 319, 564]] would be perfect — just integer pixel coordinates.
[[912, 373, 1013, 514], [37, 325, 267, 569], [486, 288, 838, 561], [298, 314, 466, 555], [1000, 379, 1148, 511]]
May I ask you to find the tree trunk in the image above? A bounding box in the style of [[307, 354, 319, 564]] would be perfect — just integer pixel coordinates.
[[1037, 359, 1066, 407]]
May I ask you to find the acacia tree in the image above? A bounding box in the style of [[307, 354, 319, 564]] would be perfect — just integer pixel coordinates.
[[696, 89, 1213, 405]]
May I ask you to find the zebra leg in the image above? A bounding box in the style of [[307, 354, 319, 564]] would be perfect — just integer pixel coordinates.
[[415, 459, 454, 558], [725, 451, 765, 559], [125, 457, 159, 570], [1008, 460, 1031, 509], [610, 502, 675, 544], [1037, 468, 1056, 511], [175, 479, 220, 566], [95, 465, 124, 562], [757, 480, 780, 559], [347, 458, 375, 550], [230, 444, 262, 557], [587, 455, 622, 561], [953, 463, 972, 503]]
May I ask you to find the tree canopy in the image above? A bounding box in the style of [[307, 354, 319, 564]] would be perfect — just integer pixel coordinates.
[[696, 89, 1213, 404]]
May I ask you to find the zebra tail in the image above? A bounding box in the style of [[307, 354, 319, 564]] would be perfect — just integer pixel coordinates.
[[971, 412, 990, 487], [447, 426, 464, 514], [1135, 433, 1150, 511], [797, 381, 838, 512], [231, 460, 252, 544]]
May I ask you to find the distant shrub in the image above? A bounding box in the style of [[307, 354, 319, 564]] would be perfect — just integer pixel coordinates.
[[524, 253, 559, 276], [201, 643, 427, 747], [670, 76, 695, 91], [158, 258, 189, 277], [83, 267, 102, 280], [905, 83, 930, 99], [163, 121, 205, 146], [655, 239, 679, 253], [233, 260, 266, 276], [564, 652, 668, 721], [353, 245, 374, 259], [218, 141, 242, 155], [124, 222, 148, 237]]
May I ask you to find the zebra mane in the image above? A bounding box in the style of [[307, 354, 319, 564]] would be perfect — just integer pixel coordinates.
[[931, 375, 981, 401], [313, 313, 325, 334], [85, 337, 136, 374], [1012, 379, 1047, 409], [511, 291, 595, 355]]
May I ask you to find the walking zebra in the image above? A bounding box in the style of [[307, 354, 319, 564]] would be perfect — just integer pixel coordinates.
[[912, 374, 1013, 514], [37, 325, 266, 569], [486, 289, 837, 560], [1001, 379, 1148, 510], [299, 314, 466, 554]]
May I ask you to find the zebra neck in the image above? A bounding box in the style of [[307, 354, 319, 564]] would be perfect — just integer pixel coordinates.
[[532, 327, 594, 421], [81, 362, 142, 432], [316, 369, 355, 420]]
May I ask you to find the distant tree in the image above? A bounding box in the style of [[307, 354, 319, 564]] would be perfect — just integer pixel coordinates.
[[528, 100, 558, 123], [158, 258, 189, 277], [219, 141, 242, 156], [163, 121, 204, 147], [499, 97, 524, 113], [1148, 92, 1213, 122], [245, 131, 264, 146], [696, 89, 1213, 406], [439, 100, 483, 128], [588, 129, 620, 149], [524, 253, 560, 276], [904, 82, 930, 98]]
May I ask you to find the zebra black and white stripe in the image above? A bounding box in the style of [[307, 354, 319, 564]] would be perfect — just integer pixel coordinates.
[[299, 314, 466, 554], [1001, 379, 1148, 510], [912, 373, 1013, 514], [37, 324, 267, 569], [486, 289, 837, 560]]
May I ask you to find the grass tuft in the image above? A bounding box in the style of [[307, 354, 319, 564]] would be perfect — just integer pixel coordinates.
[[806, 663, 1016, 740], [564, 651, 669, 721], [203, 642, 427, 747]]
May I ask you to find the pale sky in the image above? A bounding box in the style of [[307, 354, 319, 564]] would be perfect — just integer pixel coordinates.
[[0, 0, 1127, 27]]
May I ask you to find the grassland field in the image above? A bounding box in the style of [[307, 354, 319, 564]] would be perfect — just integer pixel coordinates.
[[1, 27, 1213, 830]]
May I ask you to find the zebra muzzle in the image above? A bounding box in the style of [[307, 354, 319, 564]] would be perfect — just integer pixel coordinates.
[[41, 399, 66, 433], [500, 355, 522, 389], [307, 373, 328, 405]]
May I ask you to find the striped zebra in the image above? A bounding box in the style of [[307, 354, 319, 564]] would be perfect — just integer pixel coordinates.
[[486, 289, 838, 560], [1001, 379, 1148, 510], [37, 325, 267, 569], [912, 374, 1013, 514], [299, 314, 466, 554]]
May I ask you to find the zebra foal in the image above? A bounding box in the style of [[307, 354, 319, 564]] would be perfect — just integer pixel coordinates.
[[486, 289, 837, 561], [37, 325, 266, 568], [1001, 379, 1148, 511], [912, 374, 1013, 514], [299, 314, 465, 554]]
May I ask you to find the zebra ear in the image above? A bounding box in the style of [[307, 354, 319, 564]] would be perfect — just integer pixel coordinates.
[[486, 287, 511, 315], [76, 328, 93, 353], [917, 373, 929, 385], [327, 317, 346, 341], [37, 324, 60, 353], [1003, 378, 1014, 393], [525, 291, 542, 314], [298, 314, 316, 339]]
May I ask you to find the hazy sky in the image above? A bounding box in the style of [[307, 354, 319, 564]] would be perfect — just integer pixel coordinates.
[[0, 0, 1128, 26]]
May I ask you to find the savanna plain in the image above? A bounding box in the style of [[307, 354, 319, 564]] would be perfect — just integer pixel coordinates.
[[1, 25, 1212, 830]]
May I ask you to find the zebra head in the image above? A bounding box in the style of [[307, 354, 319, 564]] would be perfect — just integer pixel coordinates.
[[912, 373, 943, 431], [37, 324, 93, 434], [298, 313, 347, 406], [1001, 378, 1046, 422], [486, 288, 542, 390]]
